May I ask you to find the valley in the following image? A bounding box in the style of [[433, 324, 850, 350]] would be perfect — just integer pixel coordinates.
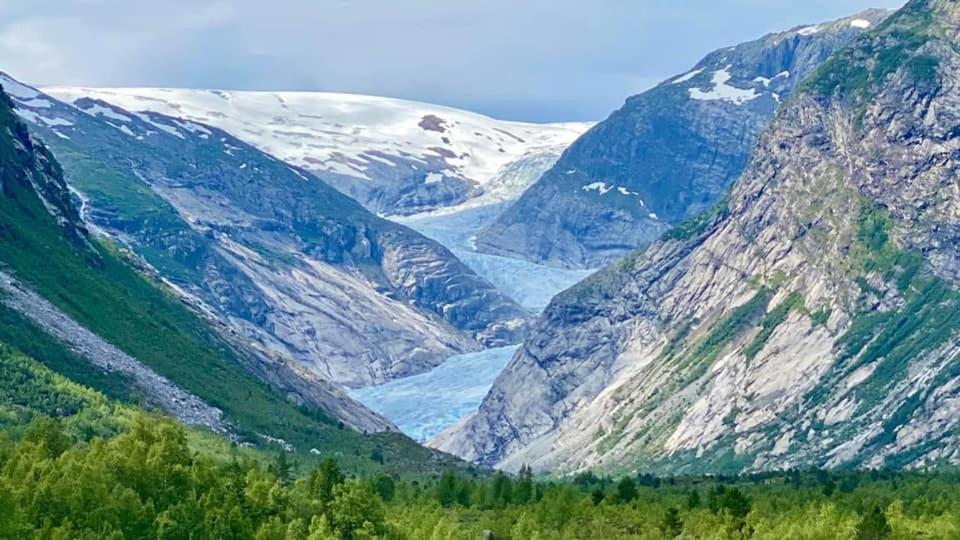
[[4, 0, 960, 537]]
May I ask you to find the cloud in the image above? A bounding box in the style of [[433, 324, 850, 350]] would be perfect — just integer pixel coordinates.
[[0, 0, 906, 121]]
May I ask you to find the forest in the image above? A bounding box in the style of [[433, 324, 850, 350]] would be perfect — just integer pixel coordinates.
[[1, 411, 959, 539]]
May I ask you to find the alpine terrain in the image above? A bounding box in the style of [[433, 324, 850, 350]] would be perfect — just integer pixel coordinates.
[[436, 0, 960, 476], [0, 79, 468, 473], [4, 74, 529, 389], [476, 9, 890, 269], [42, 87, 591, 217]]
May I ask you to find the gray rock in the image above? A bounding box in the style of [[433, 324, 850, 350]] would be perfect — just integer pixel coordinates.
[[477, 9, 890, 269], [436, 0, 960, 474], [5, 76, 529, 393]]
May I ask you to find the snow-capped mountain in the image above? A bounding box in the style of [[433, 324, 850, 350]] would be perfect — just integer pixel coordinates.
[[42, 87, 591, 216], [3, 72, 530, 392], [475, 9, 890, 269]]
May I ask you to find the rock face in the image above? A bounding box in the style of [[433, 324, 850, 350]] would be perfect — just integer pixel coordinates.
[[0, 82, 396, 432], [476, 10, 890, 269], [435, 0, 960, 475], [42, 87, 591, 217], [5, 76, 529, 389]]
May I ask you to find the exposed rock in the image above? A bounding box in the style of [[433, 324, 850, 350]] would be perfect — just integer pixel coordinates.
[[436, 0, 960, 474], [476, 9, 890, 269], [5, 79, 530, 390]]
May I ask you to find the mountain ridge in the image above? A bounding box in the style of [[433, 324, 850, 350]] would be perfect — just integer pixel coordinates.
[[474, 9, 891, 270], [435, 0, 960, 475], [5, 74, 530, 389]]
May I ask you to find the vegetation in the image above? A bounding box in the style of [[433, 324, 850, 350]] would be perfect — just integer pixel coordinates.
[[2, 414, 960, 538], [743, 292, 803, 361], [804, 1, 940, 129], [0, 91, 457, 477], [662, 197, 730, 242]]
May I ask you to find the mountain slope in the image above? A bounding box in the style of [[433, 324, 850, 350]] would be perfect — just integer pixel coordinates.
[[5, 75, 529, 388], [436, 0, 960, 475], [43, 87, 591, 216], [476, 10, 890, 269], [0, 82, 462, 471]]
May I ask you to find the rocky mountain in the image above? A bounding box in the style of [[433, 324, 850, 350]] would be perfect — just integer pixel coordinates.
[[43, 87, 591, 217], [4, 73, 529, 389], [475, 9, 890, 269], [0, 80, 414, 446], [435, 0, 960, 475]]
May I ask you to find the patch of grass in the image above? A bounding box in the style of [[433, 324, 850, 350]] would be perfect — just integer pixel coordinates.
[[804, 5, 939, 122], [744, 292, 804, 361], [662, 197, 730, 242]]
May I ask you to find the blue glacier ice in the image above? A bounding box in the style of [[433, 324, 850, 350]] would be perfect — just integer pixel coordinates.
[[350, 205, 595, 441], [395, 204, 593, 311], [351, 346, 519, 442]]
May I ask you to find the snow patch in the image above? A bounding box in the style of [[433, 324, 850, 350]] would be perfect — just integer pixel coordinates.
[[671, 68, 704, 85], [688, 66, 761, 105], [582, 182, 612, 195], [850, 19, 871, 29], [797, 25, 820, 36], [425, 172, 444, 184], [18, 98, 52, 108], [0, 74, 40, 99], [79, 103, 132, 123]]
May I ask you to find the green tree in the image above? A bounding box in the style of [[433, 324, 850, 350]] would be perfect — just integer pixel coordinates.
[[22, 416, 71, 458], [436, 471, 459, 508], [856, 506, 892, 540], [616, 477, 638, 503], [373, 474, 395, 502], [330, 483, 385, 540], [516, 464, 534, 504], [661, 507, 683, 538]]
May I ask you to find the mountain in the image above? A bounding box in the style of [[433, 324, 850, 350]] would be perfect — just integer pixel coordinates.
[[435, 0, 960, 475], [5, 74, 529, 389], [42, 87, 591, 217], [475, 9, 890, 269], [0, 80, 479, 475]]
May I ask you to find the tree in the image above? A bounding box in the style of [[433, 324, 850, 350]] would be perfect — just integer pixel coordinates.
[[686, 489, 701, 510], [307, 459, 344, 503], [22, 416, 71, 458], [856, 506, 892, 540], [330, 483, 385, 540], [516, 465, 534, 504], [268, 452, 293, 486], [373, 475, 395, 502], [437, 471, 459, 508], [616, 477, 638, 503], [661, 507, 683, 538], [491, 471, 513, 507]]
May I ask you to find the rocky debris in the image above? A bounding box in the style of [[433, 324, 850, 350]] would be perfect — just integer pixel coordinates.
[[0, 269, 229, 434], [476, 9, 890, 269]]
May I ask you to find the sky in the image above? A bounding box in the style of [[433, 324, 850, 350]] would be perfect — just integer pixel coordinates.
[[0, 0, 906, 122]]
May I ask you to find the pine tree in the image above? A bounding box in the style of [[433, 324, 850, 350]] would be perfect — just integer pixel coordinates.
[[616, 477, 638, 503], [661, 507, 683, 538], [855, 506, 892, 540]]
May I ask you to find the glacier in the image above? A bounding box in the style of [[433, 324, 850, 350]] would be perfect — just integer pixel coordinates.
[[351, 346, 518, 442], [394, 203, 594, 311], [349, 203, 595, 439]]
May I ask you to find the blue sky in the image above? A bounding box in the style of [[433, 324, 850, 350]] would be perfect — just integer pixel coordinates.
[[0, 0, 905, 122]]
